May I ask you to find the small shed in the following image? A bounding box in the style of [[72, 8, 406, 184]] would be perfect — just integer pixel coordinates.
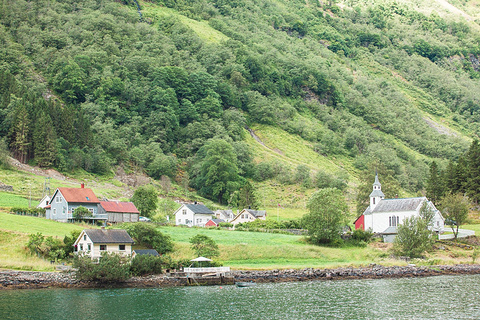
[[205, 219, 225, 227]]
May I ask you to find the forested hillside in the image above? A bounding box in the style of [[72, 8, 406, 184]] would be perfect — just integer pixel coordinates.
[[1, 0, 479, 211]]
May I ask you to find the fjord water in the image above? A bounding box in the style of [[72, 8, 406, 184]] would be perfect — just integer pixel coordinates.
[[1, 274, 480, 319]]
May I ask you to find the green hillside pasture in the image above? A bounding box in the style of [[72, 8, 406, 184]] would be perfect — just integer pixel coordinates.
[[0, 230, 54, 271], [0, 212, 87, 270], [0, 212, 85, 237], [140, 1, 229, 43], [0, 192, 29, 208], [160, 226, 385, 269]]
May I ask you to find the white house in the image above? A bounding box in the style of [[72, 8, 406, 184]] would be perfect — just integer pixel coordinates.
[[214, 209, 235, 222], [74, 228, 134, 259], [355, 173, 444, 242], [230, 208, 267, 226], [174, 203, 215, 227], [37, 195, 51, 209]]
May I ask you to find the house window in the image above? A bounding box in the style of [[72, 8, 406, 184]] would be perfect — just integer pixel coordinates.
[[80, 244, 83, 251], [53, 208, 56, 215], [196, 218, 202, 224], [119, 245, 125, 251], [88, 208, 94, 214], [373, 198, 376, 205], [178, 219, 181, 224], [100, 245, 107, 251], [83, 235, 86, 241], [182, 209, 187, 215], [389, 216, 399, 227], [72, 207, 76, 214], [87, 244, 91, 251], [56, 196, 61, 203]]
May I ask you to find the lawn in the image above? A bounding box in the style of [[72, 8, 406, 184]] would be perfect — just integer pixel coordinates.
[[158, 225, 387, 269]]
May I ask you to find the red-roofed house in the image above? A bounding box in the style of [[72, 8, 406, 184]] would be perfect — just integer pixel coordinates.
[[46, 185, 103, 223], [99, 200, 140, 223]]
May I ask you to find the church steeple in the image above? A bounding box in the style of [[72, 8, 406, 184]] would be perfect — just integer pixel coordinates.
[[369, 171, 385, 209]]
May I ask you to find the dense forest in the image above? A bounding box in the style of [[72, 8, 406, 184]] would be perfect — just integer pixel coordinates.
[[1, 0, 479, 208]]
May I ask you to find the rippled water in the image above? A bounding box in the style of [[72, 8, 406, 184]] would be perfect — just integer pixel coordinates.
[[1, 274, 480, 319]]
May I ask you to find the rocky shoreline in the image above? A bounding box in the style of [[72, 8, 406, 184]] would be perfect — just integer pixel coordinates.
[[2, 264, 480, 290]]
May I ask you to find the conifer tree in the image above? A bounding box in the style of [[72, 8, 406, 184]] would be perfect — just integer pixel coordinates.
[[33, 112, 57, 167], [426, 161, 443, 205], [9, 103, 30, 163], [466, 140, 480, 203]]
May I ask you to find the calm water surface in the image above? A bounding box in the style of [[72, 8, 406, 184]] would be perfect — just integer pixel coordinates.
[[1, 274, 480, 319]]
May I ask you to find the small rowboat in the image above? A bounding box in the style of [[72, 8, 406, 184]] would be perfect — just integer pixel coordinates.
[[235, 282, 256, 287]]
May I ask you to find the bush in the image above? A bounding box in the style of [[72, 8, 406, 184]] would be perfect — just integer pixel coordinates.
[[73, 253, 131, 282], [351, 228, 374, 242], [190, 234, 219, 258], [130, 254, 164, 276]]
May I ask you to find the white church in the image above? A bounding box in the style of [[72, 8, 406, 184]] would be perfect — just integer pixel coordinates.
[[354, 173, 445, 242]]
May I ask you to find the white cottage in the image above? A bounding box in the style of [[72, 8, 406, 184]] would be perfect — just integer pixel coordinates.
[[354, 173, 444, 242], [37, 195, 51, 209], [174, 203, 215, 227], [230, 209, 267, 226], [74, 228, 134, 259]]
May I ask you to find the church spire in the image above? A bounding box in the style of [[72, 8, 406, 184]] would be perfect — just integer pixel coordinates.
[[369, 171, 385, 209]]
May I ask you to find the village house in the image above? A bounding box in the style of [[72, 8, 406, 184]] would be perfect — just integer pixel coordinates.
[[230, 208, 267, 226], [45, 184, 102, 223], [354, 173, 444, 242], [44, 184, 140, 224], [98, 200, 140, 223], [74, 228, 134, 259], [36, 195, 51, 209], [214, 209, 235, 222], [174, 203, 215, 227], [205, 218, 225, 227]]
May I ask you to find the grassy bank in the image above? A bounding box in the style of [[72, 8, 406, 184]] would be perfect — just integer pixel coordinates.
[[1, 212, 478, 271]]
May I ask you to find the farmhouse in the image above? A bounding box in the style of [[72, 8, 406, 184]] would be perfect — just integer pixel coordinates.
[[74, 228, 134, 259], [98, 200, 140, 223], [354, 173, 444, 242], [45, 184, 102, 223], [174, 203, 215, 227], [230, 208, 267, 226]]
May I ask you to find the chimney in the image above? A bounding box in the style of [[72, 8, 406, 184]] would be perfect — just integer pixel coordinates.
[[81, 183, 85, 188]]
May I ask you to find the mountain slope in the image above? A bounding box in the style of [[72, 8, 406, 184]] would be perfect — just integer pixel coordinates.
[[1, 0, 479, 212]]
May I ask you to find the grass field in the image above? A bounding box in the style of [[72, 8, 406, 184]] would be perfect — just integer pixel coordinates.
[[1, 212, 479, 271], [0, 192, 30, 208]]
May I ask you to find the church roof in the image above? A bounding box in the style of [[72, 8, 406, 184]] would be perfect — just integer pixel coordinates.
[[369, 189, 385, 198], [373, 174, 381, 187], [365, 197, 426, 214]]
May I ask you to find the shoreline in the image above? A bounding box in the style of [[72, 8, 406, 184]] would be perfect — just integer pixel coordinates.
[[2, 264, 480, 290]]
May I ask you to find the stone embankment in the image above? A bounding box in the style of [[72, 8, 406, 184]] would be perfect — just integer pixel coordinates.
[[2, 264, 480, 289]]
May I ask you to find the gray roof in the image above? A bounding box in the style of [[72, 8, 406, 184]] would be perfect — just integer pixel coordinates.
[[382, 226, 398, 234], [216, 210, 234, 219], [369, 189, 385, 198], [184, 204, 214, 214], [84, 229, 134, 244], [367, 197, 426, 214], [245, 209, 266, 217], [133, 249, 160, 256], [211, 219, 225, 224]]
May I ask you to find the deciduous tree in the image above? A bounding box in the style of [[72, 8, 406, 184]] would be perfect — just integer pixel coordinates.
[[302, 188, 349, 245]]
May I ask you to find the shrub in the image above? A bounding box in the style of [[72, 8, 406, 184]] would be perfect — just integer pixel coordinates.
[[73, 253, 131, 282], [351, 228, 374, 243], [130, 254, 163, 276], [190, 234, 219, 258]]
